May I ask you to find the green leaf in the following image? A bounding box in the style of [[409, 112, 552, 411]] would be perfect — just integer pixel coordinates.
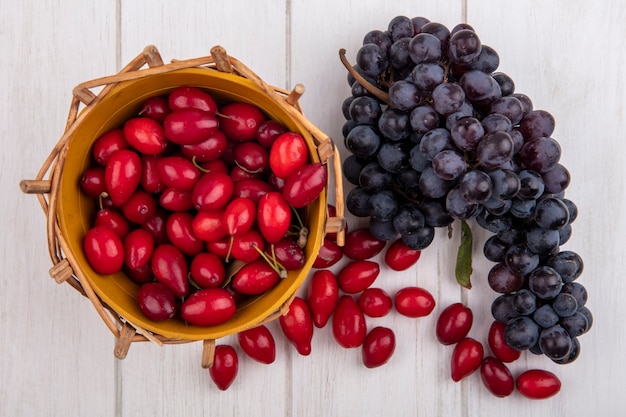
[[455, 220, 473, 289]]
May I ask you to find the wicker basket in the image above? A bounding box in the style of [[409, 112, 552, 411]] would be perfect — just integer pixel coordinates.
[[20, 45, 345, 367]]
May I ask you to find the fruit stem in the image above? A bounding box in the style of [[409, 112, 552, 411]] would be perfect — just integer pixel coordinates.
[[269, 244, 284, 273], [188, 274, 202, 290], [225, 235, 234, 263], [98, 192, 109, 210], [215, 111, 232, 120], [290, 205, 305, 230], [297, 227, 309, 248], [442, 61, 451, 83], [191, 156, 211, 173], [252, 243, 288, 278], [338, 48, 392, 107]]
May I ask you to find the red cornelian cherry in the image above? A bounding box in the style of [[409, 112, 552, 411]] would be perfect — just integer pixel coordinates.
[[234, 141, 270, 174], [123, 117, 168, 155], [358, 288, 392, 318], [268, 172, 286, 191], [192, 171, 234, 211], [159, 187, 194, 212], [269, 132, 309, 179], [231, 259, 280, 295], [180, 130, 228, 162], [83, 226, 125, 275], [266, 237, 304, 271], [223, 197, 256, 236], [384, 238, 422, 271], [362, 326, 396, 368], [257, 191, 291, 244], [237, 325, 276, 365], [342, 227, 386, 260], [337, 260, 380, 294], [151, 244, 189, 298], [164, 108, 219, 145], [190, 252, 226, 288], [156, 155, 201, 191], [306, 270, 339, 328], [230, 164, 262, 182], [140, 154, 166, 194], [140, 209, 169, 245], [282, 162, 327, 208], [94, 208, 130, 239], [279, 296, 314, 356], [332, 295, 367, 348], [436, 302, 473, 345], [451, 337, 484, 382], [123, 228, 154, 270], [209, 345, 238, 391], [191, 210, 227, 242], [92, 128, 128, 166], [80, 166, 107, 199], [256, 119, 287, 148], [105, 149, 142, 207], [394, 287, 435, 318], [480, 357, 514, 398], [230, 229, 265, 263], [121, 190, 157, 224], [232, 178, 274, 203], [313, 238, 343, 268], [516, 369, 562, 399], [218, 102, 265, 142], [168, 85, 218, 114], [197, 158, 229, 174], [166, 211, 204, 256], [180, 288, 236, 326], [124, 263, 154, 285], [487, 320, 522, 363], [138, 95, 170, 122], [206, 236, 231, 260], [137, 282, 176, 322]]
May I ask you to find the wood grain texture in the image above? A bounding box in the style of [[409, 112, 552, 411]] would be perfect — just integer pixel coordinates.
[[118, 0, 290, 88], [2, 0, 623, 416], [0, 1, 118, 416]]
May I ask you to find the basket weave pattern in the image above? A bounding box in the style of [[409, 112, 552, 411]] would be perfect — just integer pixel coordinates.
[[20, 45, 345, 367]]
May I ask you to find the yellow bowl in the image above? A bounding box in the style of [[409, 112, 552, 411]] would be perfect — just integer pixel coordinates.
[[57, 67, 326, 340]]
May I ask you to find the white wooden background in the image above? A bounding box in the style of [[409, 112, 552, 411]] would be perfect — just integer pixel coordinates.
[[2, 1, 623, 416]]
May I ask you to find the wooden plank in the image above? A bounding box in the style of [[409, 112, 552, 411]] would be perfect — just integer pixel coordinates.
[[2, 1, 625, 416], [118, 0, 290, 88], [465, 0, 623, 414], [114, 2, 291, 416], [0, 1, 118, 416], [289, 3, 469, 417]]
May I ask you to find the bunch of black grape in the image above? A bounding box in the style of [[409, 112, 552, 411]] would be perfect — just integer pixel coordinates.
[[340, 15, 592, 364]]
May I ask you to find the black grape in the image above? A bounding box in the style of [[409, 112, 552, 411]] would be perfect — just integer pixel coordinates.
[[338, 16, 591, 364]]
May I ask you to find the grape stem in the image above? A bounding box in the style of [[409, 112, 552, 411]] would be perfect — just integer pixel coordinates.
[[338, 49, 392, 107]]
